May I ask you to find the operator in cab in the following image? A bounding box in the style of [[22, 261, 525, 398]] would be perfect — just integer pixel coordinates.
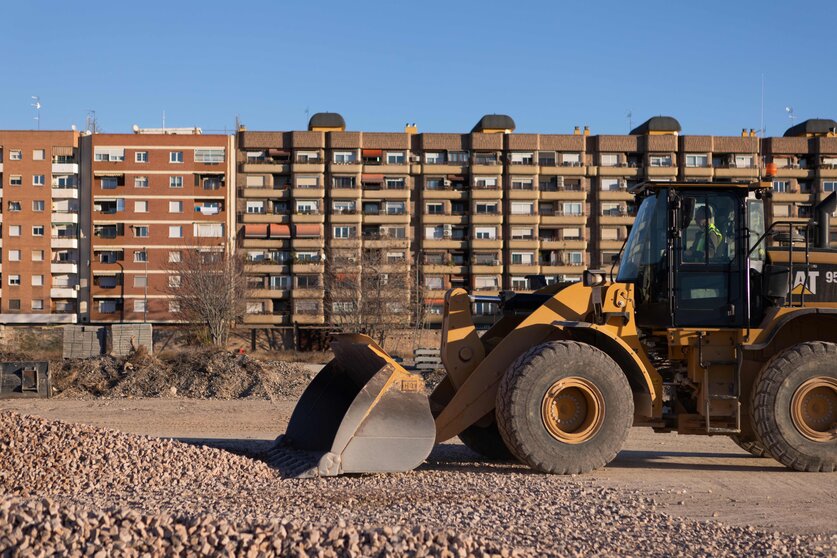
[[684, 205, 723, 261]]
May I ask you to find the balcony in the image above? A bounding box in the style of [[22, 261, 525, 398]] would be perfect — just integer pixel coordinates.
[[422, 188, 467, 200], [509, 188, 539, 200], [714, 166, 760, 179], [239, 186, 289, 199], [596, 165, 641, 178], [292, 160, 325, 174], [0, 313, 77, 324], [541, 164, 586, 177], [51, 262, 79, 274], [291, 187, 325, 199], [52, 187, 79, 199], [240, 212, 290, 224], [51, 237, 79, 249], [682, 166, 714, 179], [247, 288, 291, 299], [471, 188, 503, 200], [52, 212, 78, 224], [646, 166, 678, 178], [242, 313, 289, 325], [293, 261, 325, 273], [239, 161, 290, 173], [540, 213, 585, 225], [51, 287, 78, 298], [292, 288, 325, 299], [52, 163, 79, 174], [293, 312, 325, 325], [508, 213, 539, 225]]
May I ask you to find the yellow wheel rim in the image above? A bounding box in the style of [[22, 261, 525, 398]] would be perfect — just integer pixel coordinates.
[[541, 377, 605, 444], [790, 377, 837, 443]]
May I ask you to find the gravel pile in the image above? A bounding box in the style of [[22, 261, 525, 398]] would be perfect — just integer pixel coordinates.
[[2, 411, 835, 556], [51, 349, 313, 400]]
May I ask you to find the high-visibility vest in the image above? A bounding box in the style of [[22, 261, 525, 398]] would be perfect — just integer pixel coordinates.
[[694, 223, 723, 252]]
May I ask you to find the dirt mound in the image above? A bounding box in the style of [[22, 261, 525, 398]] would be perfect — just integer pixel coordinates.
[[51, 349, 313, 400]]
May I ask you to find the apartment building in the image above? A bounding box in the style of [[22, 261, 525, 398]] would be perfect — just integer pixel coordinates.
[[80, 129, 234, 323], [0, 131, 81, 323]]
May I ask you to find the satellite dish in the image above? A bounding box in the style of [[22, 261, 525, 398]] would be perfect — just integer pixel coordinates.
[[132, 124, 140, 133], [71, 124, 77, 131]]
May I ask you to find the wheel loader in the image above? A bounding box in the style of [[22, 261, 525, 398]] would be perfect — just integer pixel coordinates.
[[271, 180, 837, 477]]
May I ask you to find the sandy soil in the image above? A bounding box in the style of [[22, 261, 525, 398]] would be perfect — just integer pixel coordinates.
[[2, 397, 834, 537]]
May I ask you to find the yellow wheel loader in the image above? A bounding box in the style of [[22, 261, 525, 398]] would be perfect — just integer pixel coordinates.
[[272, 181, 837, 477]]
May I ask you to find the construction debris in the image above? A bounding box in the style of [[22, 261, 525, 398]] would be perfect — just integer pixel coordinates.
[[50, 348, 313, 400]]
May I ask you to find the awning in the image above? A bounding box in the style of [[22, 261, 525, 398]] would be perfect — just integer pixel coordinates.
[[269, 224, 291, 238], [426, 298, 445, 305], [268, 149, 289, 157], [362, 149, 383, 157], [295, 224, 323, 238], [361, 174, 384, 183], [52, 146, 74, 156], [94, 171, 124, 177], [244, 224, 268, 238]]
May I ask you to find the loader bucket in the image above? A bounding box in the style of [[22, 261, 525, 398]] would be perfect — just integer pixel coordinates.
[[269, 333, 436, 478]]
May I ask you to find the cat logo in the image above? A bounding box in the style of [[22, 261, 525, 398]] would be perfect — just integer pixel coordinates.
[[791, 270, 819, 295]]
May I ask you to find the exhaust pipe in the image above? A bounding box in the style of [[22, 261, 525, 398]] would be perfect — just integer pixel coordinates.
[[814, 192, 837, 248]]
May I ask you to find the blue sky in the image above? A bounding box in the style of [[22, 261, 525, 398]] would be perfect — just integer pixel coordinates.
[[3, 0, 835, 136]]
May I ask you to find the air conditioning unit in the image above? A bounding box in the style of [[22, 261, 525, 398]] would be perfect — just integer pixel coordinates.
[[409, 155, 420, 163], [556, 176, 565, 190], [443, 179, 452, 186]]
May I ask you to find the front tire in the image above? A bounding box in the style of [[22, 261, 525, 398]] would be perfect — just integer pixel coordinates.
[[458, 415, 516, 461], [751, 342, 837, 472], [496, 340, 633, 474]]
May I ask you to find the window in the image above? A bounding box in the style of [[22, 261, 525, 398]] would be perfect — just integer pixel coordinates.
[[168, 275, 181, 288], [425, 152, 445, 164], [94, 148, 125, 162], [511, 202, 535, 215], [332, 175, 356, 188], [600, 153, 618, 167], [333, 151, 356, 164], [33, 149, 45, 160], [601, 227, 619, 241], [511, 178, 534, 190], [734, 155, 754, 168], [602, 203, 623, 216], [448, 151, 468, 163], [824, 181, 837, 193], [333, 226, 355, 239], [194, 148, 224, 163], [649, 155, 672, 167], [169, 251, 181, 263], [296, 200, 319, 214], [31, 275, 44, 287], [169, 301, 180, 313], [332, 200, 356, 213], [10, 175, 22, 186], [246, 200, 265, 214], [385, 201, 405, 215], [134, 275, 147, 287], [772, 180, 789, 193], [426, 202, 444, 215], [563, 227, 582, 240], [135, 151, 148, 163], [134, 250, 148, 262], [134, 176, 149, 188], [9, 225, 21, 237], [169, 176, 183, 188], [511, 252, 534, 265], [32, 250, 44, 261], [562, 202, 582, 216], [567, 251, 584, 265], [169, 225, 183, 238], [425, 177, 444, 190], [510, 152, 534, 165], [32, 200, 45, 212], [10, 150, 22, 160], [476, 202, 498, 214], [133, 226, 149, 238], [600, 178, 621, 191], [31, 299, 44, 311], [511, 227, 534, 240], [134, 200, 149, 213], [8, 201, 21, 212], [102, 177, 119, 189], [475, 276, 499, 290], [773, 204, 790, 218], [32, 225, 44, 236], [33, 175, 45, 186], [538, 151, 556, 166], [169, 151, 184, 163], [98, 301, 117, 314], [474, 176, 498, 189], [296, 150, 320, 163], [169, 201, 184, 213], [9, 275, 21, 286], [562, 153, 581, 165], [194, 223, 223, 237], [686, 154, 708, 168], [425, 276, 444, 289], [386, 151, 405, 164], [134, 300, 146, 313], [475, 226, 496, 240], [385, 177, 406, 190], [9, 250, 21, 261]]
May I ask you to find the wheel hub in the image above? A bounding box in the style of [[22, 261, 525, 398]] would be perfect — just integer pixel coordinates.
[[541, 377, 605, 444], [790, 377, 837, 442]]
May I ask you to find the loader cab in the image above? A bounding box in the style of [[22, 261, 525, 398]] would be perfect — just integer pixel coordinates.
[[617, 183, 760, 329]]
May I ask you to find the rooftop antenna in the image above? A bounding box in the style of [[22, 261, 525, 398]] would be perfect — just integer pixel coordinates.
[[759, 74, 765, 137], [304, 106, 310, 126], [626, 110, 633, 133], [162, 110, 166, 133], [785, 106, 796, 124], [31, 96, 41, 130], [85, 110, 99, 133]]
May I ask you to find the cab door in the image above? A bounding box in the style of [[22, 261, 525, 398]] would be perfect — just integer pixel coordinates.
[[673, 190, 746, 327]]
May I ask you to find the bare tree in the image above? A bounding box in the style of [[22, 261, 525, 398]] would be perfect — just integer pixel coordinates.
[[325, 247, 412, 346], [164, 243, 246, 347]]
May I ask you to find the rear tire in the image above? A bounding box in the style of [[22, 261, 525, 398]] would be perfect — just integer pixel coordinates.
[[496, 340, 633, 474], [729, 434, 771, 458], [751, 341, 837, 472], [458, 416, 516, 461]]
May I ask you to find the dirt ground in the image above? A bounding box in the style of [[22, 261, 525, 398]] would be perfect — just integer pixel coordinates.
[[2, 397, 834, 538]]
